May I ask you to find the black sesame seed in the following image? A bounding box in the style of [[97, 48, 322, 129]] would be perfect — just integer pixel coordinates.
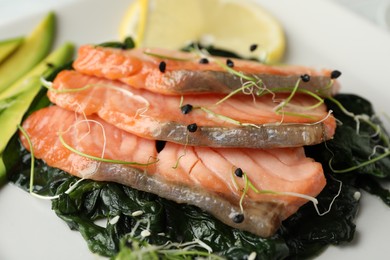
[[330, 70, 342, 79], [232, 213, 245, 223], [180, 104, 193, 114], [199, 58, 209, 64], [159, 61, 166, 73], [226, 59, 234, 68], [187, 123, 198, 132], [234, 168, 243, 178], [249, 44, 258, 52], [155, 140, 167, 153], [300, 74, 311, 82], [46, 62, 55, 68]]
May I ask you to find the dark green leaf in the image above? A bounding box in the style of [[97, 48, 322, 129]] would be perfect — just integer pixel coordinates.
[[352, 175, 390, 207], [98, 37, 135, 50], [279, 174, 359, 259], [181, 42, 260, 62], [322, 94, 390, 178]]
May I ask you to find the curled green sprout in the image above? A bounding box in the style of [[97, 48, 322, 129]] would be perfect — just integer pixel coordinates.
[[179, 60, 330, 125], [199, 107, 261, 128], [198, 105, 332, 129], [172, 134, 190, 169], [41, 77, 150, 119], [271, 78, 326, 119], [273, 78, 301, 113], [232, 168, 342, 217], [58, 131, 158, 167], [215, 82, 257, 106], [326, 96, 390, 173], [143, 50, 195, 61], [329, 96, 390, 146], [17, 125, 35, 195], [213, 57, 326, 113], [116, 217, 223, 260], [17, 124, 86, 200], [328, 148, 390, 174], [117, 237, 224, 260]]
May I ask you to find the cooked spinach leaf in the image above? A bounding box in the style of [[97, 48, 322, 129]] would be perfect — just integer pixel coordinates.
[[182, 42, 260, 62], [98, 37, 135, 50], [305, 94, 390, 208], [346, 175, 390, 207], [308, 94, 390, 179], [278, 174, 359, 259]]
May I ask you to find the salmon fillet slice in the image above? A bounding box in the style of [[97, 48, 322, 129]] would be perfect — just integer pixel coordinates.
[[48, 70, 336, 148], [20, 106, 326, 237], [73, 45, 339, 96]]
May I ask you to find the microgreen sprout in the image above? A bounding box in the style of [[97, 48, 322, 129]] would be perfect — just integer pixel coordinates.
[[325, 96, 390, 173], [213, 58, 254, 81], [328, 97, 390, 146], [172, 134, 189, 169], [143, 50, 195, 61], [17, 124, 86, 200], [199, 106, 261, 128], [214, 77, 265, 106], [117, 219, 223, 260], [199, 59, 329, 123], [17, 125, 35, 195], [273, 78, 301, 114], [41, 77, 151, 119], [368, 145, 390, 160], [117, 236, 224, 260], [329, 149, 390, 173], [58, 132, 158, 167], [232, 167, 342, 217]]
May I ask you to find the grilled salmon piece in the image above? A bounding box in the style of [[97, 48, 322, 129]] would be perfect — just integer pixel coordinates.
[[73, 45, 339, 96], [48, 70, 336, 148], [20, 106, 326, 237]]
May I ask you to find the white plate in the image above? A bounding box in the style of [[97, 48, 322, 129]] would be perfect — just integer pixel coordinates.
[[1, 0, 390, 259]]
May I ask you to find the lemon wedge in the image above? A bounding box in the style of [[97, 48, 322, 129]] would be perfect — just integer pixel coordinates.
[[119, 0, 285, 63]]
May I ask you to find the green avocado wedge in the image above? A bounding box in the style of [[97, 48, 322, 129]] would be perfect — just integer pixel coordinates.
[[0, 42, 75, 186], [0, 37, 24, 64], [0, 12, 55, 94]]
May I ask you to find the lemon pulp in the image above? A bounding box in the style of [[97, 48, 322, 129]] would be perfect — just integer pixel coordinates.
[[119, 0, 285, 63]]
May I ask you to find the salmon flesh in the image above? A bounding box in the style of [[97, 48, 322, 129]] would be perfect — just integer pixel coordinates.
[[48, 70, 336, 148], [20, 106, 326, 237], [73, 45, 340, 96]]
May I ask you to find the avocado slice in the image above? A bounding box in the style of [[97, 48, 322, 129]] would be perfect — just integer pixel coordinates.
[[0, 37, 24, 64], [0, 12, 55, 94], [0, 42, 74, 185]]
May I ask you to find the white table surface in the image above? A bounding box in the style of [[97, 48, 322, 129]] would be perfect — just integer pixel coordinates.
[[1, 0, 390, 31]]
